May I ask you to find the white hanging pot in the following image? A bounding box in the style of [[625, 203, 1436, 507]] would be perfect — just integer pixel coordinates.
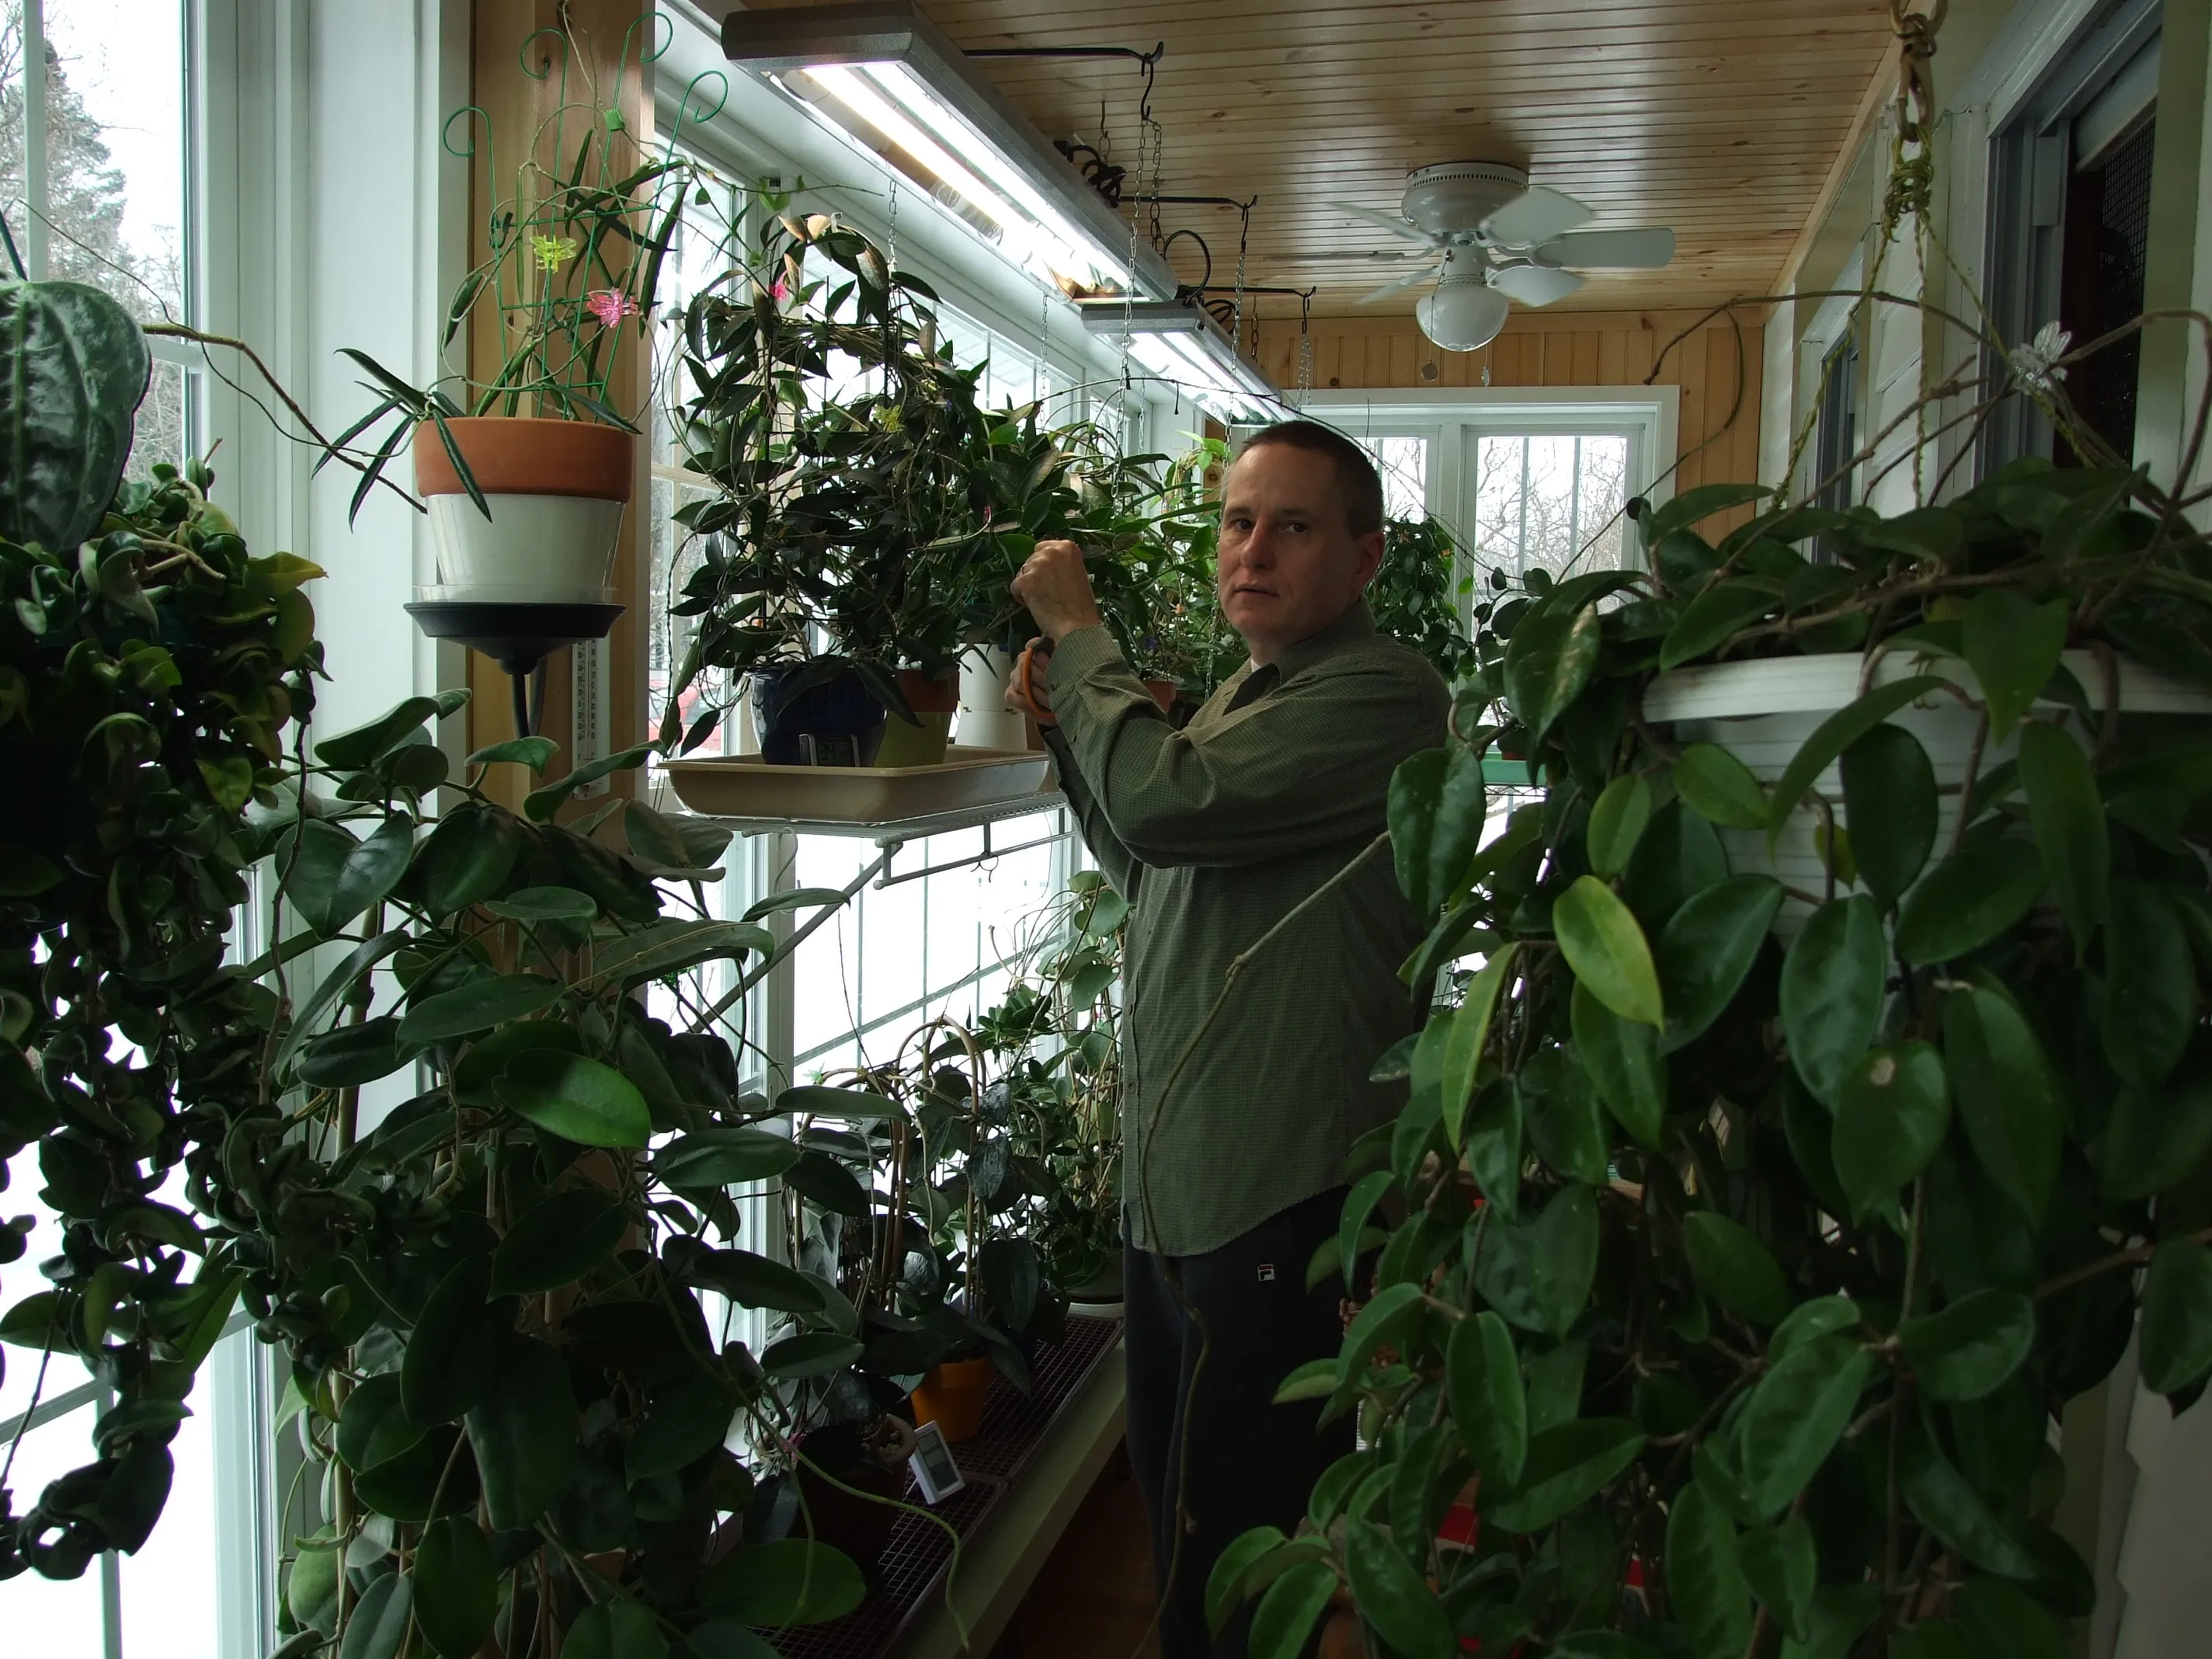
[[1643, 649, 2212, 931], [956, 643, 1030, 752], [412, 416, 634, 605]]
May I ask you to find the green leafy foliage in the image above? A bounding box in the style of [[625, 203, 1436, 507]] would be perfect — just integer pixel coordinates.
[[1229, 458, 2203, 1657]]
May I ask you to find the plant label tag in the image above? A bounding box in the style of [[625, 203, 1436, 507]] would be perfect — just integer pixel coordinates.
[[909, 1419, 966, 1505]]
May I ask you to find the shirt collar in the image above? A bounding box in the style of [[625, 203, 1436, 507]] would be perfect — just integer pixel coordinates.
[[1260, 599, 1377, 683]]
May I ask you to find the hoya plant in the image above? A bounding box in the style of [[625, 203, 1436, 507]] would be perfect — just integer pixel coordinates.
[[1207, 454, 2212, 1659]]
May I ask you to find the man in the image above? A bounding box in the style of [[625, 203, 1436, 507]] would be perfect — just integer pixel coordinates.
[[1007, 421, 1449, 1657]]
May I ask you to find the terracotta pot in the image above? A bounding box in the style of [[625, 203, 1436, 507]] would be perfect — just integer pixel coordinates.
[[412, 416, 634, 606], [909, 1357, 993, 1443], [876, 667, 958, 767], [1143, 677, 1177, 712]]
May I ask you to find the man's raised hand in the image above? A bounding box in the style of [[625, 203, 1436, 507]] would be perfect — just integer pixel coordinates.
[[1010, 537, 1104, 642]]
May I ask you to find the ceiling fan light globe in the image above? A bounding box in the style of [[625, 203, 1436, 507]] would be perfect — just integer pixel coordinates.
[[1420, 281, 1510, 352]]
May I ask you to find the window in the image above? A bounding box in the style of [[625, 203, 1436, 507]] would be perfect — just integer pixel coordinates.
[[1306, 391, 1675, 627], [0, 9, 238, 1656], [2, 0, 195, 476], [1812, 332, 1862, 541], [1469, 433, 1631, 583], [1981, 0, 2160, 471]]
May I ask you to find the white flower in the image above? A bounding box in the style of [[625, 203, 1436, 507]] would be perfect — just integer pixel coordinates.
[[2014, 322, 2072, 393]]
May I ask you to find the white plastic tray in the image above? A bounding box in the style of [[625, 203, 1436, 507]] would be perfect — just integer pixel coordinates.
[[661, 746, 1052, 825]]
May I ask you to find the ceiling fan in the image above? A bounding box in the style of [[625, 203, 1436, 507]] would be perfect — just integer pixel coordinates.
[[1334, 162, 1678, 351]]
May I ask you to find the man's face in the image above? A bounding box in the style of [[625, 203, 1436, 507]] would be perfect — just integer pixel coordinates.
[[1216, 443, 1386, 664]]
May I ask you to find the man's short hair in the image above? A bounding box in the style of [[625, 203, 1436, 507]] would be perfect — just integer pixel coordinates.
[[1233, 420, 1386, 538]]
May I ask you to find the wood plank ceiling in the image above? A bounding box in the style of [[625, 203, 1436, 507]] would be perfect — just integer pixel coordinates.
[[753, 0, 1897, 319]]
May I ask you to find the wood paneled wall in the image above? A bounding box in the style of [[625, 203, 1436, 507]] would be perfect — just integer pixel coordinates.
[[1252, 310, 1765, 510]]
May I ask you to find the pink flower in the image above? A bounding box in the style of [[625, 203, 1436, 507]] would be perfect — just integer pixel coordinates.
[[586, 289, 640, 328], [770, 279, 789, 302]]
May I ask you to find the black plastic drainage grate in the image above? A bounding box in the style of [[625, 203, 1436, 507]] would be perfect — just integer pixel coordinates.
[[757, 1314, 1125, 1658]]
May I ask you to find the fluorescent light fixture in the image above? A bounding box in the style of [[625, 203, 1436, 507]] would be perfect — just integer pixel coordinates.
[[724, 2, 1176, 300], [1078, 298, 1280, 422]]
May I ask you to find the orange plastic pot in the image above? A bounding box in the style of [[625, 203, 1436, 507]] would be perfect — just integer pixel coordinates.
[[909, 1358, 993, 1443], [1143, 677, 1177, 712]]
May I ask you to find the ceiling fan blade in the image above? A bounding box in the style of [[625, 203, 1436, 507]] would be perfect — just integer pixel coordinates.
[[1358, 263, 1442, 305], [1327, 200, 1438, 245], [1488, 263, 1586, 307], [1481, 186, 1591, 249], [1537, 227, 1676, 269]]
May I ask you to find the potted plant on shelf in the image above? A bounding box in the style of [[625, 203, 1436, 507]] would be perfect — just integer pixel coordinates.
[[664, 203, 1006, 768], [1205, 414, 2212, 1656], [0, 275, 884, 1648], [1369, 512, 1480, 686], [339, 26, 736, 619]]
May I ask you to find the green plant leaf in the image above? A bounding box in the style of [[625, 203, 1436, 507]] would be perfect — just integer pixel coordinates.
[[627, 1373, 739, 1483], [1246, 1561, 1338, 1659], [1738, 1514, 1816, 1645], [1962, 590, 2068, 739], [336, 1374, 422, 1473], [1683, 1212, 1791, 1326], [1901, 1290, 2035, 1402], [1656, 875, 1782, 1052], [1344, 1517, 1455, 1658], [1765, 676, 1947, 850], [2017, 722, 2107, 962], [464, 1334, 576, 1532], [1523, 1054, 1609, 1187], [0, 280, 151, 555], [1954, 1577, 2068, 1659], [1333, 1283, 1425, 1407], [562, 1598, 669, 1659], [1483, 1417, 1646, 1533], [777, 1083, 903, 1120], [1205, 1527, 1286, 1639], [524, 743, 656, 822], [676, 1248, 825, 1315], [1531, 1184, 1602, 1337], [761, 1330, 866, 1379], [1665, 1480, 1752, 1659], [1832, 1041, 1950, 1220], [412, 1516, 496, 1659], [406, 805, 520, 916], [485, 885, 599, 923], [1942, 980, 2061, 1223], [1888, 1621, 1974, 1659], [1839, 722, 1937, 909], [283, 815, 415, 935], [698, 1538, 867, 1625], [586, 920, 776, 989], [399, 973, 562, 1047], [467, 735, 559, 771], [1586, 773, 1654, 878], [1622, 800, 1729, 930], [1389, 745, 1487, 916], [1462, 1081, 1525, 1221], [2139, 1239, 2212, 1396], [1271, 1360, 1339, 1403], [1555, 876, 1664, 1028], [2100, 1067, 2212, 1200], [297, 1014, 409, 1088], [1782, 1584, 1883, 1659], [338, 1572, 414, 1659], [1571, 980, 1667, 1147], [1339, 1171, 1396, 1302], [1447, 1309, 1528, 1488], [1672, 743, 1769, 830], [495, 1051, 652, 1148], [1442, 944, 1519, 1146], [1659, 579, 1782, 670], [1894, 839, 2047, 965], [652, 1126, 803, 1189], [490, 1188, 628, 1295], [2102, 878, 2195, 1087], [1769, 1295, 1860, 1365], [784, 1149, 871, 1216], [1779, 896, 1886, 1107], [316, 697, 438, 770], [1735, 1332, 1876, 1518], [1504, 600, 1602, 741], [1900, 1424, 2039, 1579], [402, 1255, 500, 1424]]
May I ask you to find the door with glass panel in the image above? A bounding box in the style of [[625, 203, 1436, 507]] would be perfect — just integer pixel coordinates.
[[1462, 427, 1637, 586]]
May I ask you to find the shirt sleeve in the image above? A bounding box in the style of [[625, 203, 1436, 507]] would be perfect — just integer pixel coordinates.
[[1045, 624, 1447, 869], [1042, 725, 1143, 900]]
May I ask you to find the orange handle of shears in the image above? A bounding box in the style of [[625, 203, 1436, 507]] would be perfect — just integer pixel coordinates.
[[1017, 638, 1056, 725]]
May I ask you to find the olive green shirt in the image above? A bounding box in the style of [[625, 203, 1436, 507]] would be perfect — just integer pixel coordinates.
[[1043, 601, 1450, 1256]]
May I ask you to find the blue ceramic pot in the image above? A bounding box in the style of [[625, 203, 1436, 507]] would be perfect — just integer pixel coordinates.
[[753, 663, 886, 765]]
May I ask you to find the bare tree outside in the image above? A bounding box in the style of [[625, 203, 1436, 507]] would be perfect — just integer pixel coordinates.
[[1473, 433, 1629, 579], [0, 2, 186, 482]]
